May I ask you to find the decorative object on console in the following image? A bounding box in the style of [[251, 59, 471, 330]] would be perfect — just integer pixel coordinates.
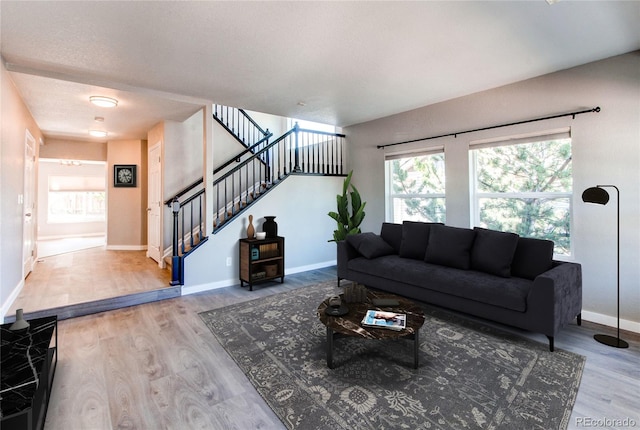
[[324, 295, 349, 316], [247, 214, 255, 239], [262, 216, 278, 238], [256, 232, 266, 240], [343, 282, 368, 303], [9, 309, 29, 332], [582, 185, 629, 349], [328, 170, 366, 242]]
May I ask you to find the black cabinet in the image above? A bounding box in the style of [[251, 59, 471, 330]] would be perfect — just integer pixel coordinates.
[[239, 236, 285, 290], [1, 316, 57, 430]]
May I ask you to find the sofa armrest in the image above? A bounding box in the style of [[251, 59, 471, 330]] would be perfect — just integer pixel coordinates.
[[337, 240, 359, 280], [527, 261, 582, 335]]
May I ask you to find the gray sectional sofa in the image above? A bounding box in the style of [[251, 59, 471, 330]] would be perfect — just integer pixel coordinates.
[[337, 221, 582, 351]]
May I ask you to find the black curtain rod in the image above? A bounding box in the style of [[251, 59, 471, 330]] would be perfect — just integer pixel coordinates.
[[377, 106, 601, 149]]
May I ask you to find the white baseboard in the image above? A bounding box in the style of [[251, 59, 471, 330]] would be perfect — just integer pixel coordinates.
[[181, 279, 238, 295], [106, 245, 148, 251], [1, 279, 25, 321], [38, 233, 105, 241], [285, 260, 337, 275], [181, 260, 337, 296], [582, 310, 640, 334]]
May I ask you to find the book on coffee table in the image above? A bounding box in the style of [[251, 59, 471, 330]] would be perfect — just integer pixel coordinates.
[[361, 310, 406, 331]]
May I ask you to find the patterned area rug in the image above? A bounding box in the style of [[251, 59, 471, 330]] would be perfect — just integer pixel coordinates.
[[199, 281, 584, 430]]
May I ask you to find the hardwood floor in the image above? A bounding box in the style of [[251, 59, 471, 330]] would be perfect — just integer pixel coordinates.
[[7, 247, 172, 321], [43, 267, 639, 430]]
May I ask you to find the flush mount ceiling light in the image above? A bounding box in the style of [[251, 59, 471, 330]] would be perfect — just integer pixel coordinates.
[[89, 130, 108, 138], [89, 96, 118, 108]]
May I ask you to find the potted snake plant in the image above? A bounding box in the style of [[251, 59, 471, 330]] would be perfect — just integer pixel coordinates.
[[328, 170, 366, 242]]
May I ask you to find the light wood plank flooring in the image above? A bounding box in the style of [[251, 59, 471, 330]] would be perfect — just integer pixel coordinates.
[[7, 246, 171, 320], [44, 268, 639, 430]]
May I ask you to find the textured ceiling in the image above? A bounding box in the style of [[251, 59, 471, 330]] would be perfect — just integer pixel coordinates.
[[2, 1, 639, 141]]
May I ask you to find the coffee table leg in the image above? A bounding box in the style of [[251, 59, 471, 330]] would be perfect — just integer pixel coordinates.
[[413, 330, 420, 369], [326, 326, 334, 369]]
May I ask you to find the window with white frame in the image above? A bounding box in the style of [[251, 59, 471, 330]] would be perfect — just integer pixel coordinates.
[[470, 130, 572, 256], [385, 150, 446, 223], [48, 175, 106, 223]]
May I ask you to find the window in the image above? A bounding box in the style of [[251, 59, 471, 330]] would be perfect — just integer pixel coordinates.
[[385, 151, 446, 223], [48, 175, 106, 223], [288, 118, 336, 134], [471, 133, 572, 256]]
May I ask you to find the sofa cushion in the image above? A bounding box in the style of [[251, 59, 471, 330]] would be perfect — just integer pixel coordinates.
[[399, 221, 440, 260], [424, 225, 476, 270], [511, 237, 554, 280], [346, 232, 395, 259], [470, 227, 519, 278], [380, 222, 402, 254], [347, 255, 530, 312]]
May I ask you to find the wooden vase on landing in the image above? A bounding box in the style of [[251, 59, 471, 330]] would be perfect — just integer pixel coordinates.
[[247, 215, 255, 239]]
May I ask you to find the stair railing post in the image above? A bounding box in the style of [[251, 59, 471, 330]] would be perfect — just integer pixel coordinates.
[[170, 197, 182, 286], [293, 122, 301, 172]]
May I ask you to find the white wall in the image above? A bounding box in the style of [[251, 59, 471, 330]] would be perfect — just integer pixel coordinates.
[[1, 64, 44, 317], [344, 51, 640, 331], [183, 175, 343, 293], [106, 139, 147, 249]]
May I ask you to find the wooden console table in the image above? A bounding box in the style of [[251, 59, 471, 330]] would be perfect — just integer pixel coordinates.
[[1, 316, 58, 430]]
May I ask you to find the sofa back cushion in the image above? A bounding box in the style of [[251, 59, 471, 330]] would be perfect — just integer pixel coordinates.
[[511, 237, 555, 280], [346, 232, 395, 259], [424, 225, 476, 270], [380, 222, 403, 254], [470, 227, 519, 277], [399, 221, 441, 260]]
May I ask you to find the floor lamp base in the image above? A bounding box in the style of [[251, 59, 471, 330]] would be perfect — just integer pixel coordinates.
[[594, 334, 629, 348]]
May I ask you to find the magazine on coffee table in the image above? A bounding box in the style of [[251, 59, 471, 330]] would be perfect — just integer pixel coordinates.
[[361, 310, 406, 331]]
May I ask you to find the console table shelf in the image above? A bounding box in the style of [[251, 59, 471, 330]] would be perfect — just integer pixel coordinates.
[[1, 316, 57, 430], [239, 236, 285, 290]]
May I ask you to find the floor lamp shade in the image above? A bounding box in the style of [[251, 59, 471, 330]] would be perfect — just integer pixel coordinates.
[[581, 187, 610, 205], [581, 185, 629, 349]]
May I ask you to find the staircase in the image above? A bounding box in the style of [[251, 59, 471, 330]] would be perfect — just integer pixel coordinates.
[[212, 106, 347, 233], [165, 178, 208, 285], [167, 106, 346, 285]]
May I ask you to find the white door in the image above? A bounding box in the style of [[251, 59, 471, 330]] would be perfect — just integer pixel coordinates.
[[147, 142, 163, 266], [23, 130, 36, 277]]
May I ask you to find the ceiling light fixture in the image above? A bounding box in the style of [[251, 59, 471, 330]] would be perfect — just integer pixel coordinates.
[[89, 130, 108, 138], [89, 96, 118, 108], [94, 116, 104, 122]]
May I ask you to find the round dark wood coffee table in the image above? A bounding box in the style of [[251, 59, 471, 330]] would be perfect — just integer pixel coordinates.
[[317, 290, 425, 369]]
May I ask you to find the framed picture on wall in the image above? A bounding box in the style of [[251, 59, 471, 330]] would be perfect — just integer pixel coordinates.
[[114, 164, 137, 187]]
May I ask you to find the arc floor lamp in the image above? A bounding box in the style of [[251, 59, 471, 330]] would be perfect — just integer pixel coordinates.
[[581, 185, 629, 348]]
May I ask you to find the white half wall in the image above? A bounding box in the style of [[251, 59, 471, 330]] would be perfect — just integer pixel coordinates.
[[183, 175, 343, 292]]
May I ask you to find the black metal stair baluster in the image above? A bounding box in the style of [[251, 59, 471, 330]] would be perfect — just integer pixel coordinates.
[[189, 201, 194, 249], [180, 207, 185, 254], [313, 134, 317, 173], [323, 136, 327, 174], [224, 177, 228, 221], [340, 136, 344, 175], [198, 194, 203, 240], [303, 131, 308, 172], [215, 182, 220, 228]]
